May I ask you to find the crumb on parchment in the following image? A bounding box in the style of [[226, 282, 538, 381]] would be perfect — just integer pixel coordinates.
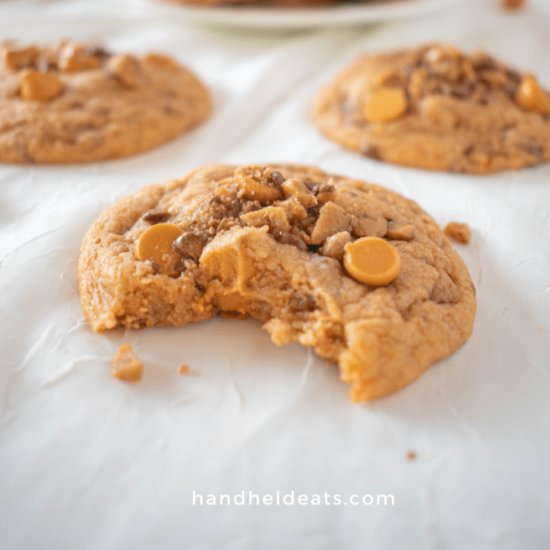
[[444, 222, 471, 245], [111, 344, 143, 383]]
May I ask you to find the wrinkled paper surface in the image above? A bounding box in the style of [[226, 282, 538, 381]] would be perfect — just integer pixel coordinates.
[[1, 1, 549, 548]]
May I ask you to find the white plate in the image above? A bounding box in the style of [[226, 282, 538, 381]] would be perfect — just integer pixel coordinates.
[[129, 0, 457, 29]]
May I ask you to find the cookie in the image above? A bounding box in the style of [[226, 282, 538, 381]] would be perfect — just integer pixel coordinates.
[[313, 44, 550, 173], [78, 164, 476, 401], [0, 40, 211, 163], [170, 0, 334, 6]]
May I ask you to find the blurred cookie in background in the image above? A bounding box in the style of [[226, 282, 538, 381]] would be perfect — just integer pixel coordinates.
[[0, 40, 211, 164]]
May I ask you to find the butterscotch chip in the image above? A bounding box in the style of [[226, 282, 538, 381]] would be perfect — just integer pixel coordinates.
[[0, 40, 211, 164], [444, 221, 471, 244], [515, 74, 550, 115], [177, 364, 191, 374], [79, 164, 476, 402], [363, 87, 408, 123], [19, 69, 63, 101], [344, 236, 400, 286], [314, 43, 550, 173], [112, 344, 143, 383], [136, 223, 183, 265]]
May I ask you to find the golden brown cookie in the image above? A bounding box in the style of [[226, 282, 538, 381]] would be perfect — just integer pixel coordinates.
[[313, 44, 550, 173], [78, 164, 476, 401], [0, 40, 211, 163], [169, 0, 334, 6]]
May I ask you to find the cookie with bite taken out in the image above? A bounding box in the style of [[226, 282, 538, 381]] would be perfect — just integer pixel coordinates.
[[78, 164, 476, 401]]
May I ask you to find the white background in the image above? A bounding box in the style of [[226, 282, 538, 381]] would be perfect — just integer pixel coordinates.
[[0, 1, 549, 549]]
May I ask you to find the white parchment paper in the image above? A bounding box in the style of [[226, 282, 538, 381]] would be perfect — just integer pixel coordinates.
[[0, 1, 549, 549]]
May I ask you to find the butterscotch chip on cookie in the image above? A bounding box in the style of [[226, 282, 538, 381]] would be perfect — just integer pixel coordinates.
[[0, 40, 211, 163], [78, 164, 476, 401], [313, 43, 550, 173]]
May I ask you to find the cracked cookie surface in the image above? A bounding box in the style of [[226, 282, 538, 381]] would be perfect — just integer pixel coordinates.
[[313, 43, 550, 173], [78, 164, 476, 401], [0, 40, 211, 163]]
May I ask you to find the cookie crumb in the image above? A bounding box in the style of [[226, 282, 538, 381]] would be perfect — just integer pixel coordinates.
[[444, 222, 471, 245], [177, 364, 191, 374], [406, 450, 417, 461], [502, 0, 525, 10], [111, 344, 143, 383]]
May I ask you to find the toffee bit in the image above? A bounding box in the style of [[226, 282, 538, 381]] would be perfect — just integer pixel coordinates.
[[273, 230, 307, 251], [143, 210, 170, 224]]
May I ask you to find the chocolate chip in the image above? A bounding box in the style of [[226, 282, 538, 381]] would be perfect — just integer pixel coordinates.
[[450, 83, 473, 99], [306, 204, 321, 218], [472, 58, 496, 72], [304, 179, 321, 193], [86, 46, 110, 60], [522, 142, 544, 160], [143, 210, 169, 224], [172, 231, 207, 260], [361, 144, 381, 160], [270, 170, 285, 186], [288, 294, 317, 312]]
